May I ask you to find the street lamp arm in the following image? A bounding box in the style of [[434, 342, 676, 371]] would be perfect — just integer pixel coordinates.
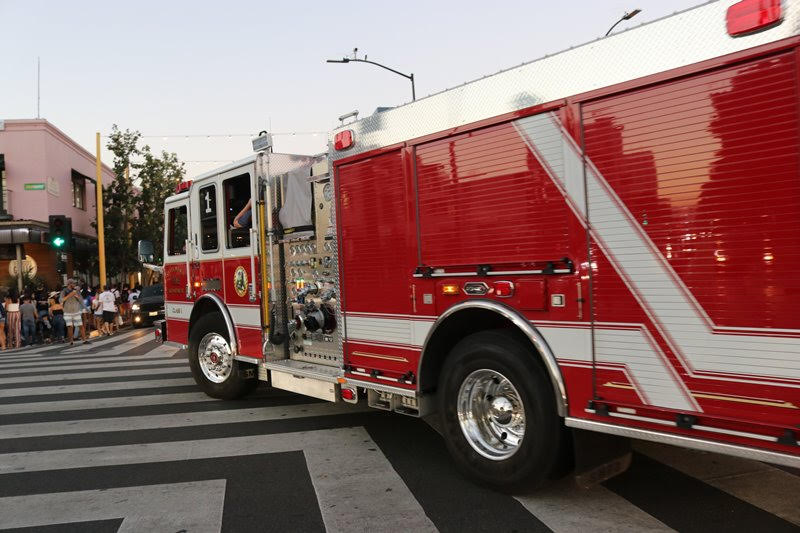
[[326, 56, 416, 101], [349, 58, 413, 81], [605, 8, 642, 37]]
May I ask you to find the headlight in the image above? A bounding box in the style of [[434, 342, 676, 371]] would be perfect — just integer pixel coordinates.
[[131, 304, 140, 311]]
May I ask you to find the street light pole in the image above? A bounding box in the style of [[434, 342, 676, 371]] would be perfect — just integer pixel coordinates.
[[95, 132, 106, 289], [327, 50, 416, 101], [605, 9, 642, 37]]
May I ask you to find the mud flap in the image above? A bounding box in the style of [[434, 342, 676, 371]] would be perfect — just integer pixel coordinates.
[[571, 428, 632, 488]]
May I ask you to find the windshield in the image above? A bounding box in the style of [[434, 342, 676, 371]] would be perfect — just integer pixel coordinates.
[[140, 284, 163, 298]]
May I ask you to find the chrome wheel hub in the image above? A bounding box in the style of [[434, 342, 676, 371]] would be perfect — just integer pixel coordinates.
[[457, 369, 526, 461], [198, 332, 232, 383]]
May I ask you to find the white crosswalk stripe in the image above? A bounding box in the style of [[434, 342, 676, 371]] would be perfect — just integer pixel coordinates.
[[0, 352, 170, 367], [0, 391, 217, 415], [0, 366, 190, 385], [516, 478, 674, 532], [0, 330, 144, 358], [0, 480, 226, 532], [0, 358, 184, 375], [0, 402, 369, 439], [60, 335, 156, 356], [0, 377, 196, 398], [0, 342, 176, 365]]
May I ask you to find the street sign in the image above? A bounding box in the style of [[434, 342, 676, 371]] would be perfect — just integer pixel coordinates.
[[24, 183, 45, 190]]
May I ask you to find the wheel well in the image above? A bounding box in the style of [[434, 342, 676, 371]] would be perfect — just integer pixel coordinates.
[[188, 298, 221, 334], [419, 308, 550, 396], [188, 297, 236, 354]]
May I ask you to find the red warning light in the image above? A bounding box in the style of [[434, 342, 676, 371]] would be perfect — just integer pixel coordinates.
[[726, 0, 782, 36]]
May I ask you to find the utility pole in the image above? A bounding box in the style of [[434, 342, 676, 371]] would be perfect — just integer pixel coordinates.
[[15, 244, 23, 293], [36, 57, 40, 119], [95, 132, 106, 288]]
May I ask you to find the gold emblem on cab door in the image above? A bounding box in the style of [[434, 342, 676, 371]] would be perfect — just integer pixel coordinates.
[[233, 266, 248, 297]]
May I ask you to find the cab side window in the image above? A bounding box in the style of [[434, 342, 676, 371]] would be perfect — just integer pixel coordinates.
[[168, 205, 187, 256], [224, 173, 251, 248], [199, 185, 218, 251]]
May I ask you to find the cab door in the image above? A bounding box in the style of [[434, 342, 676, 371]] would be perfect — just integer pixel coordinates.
[[219, 167, 262, 358], [190, 179, 225, 307], [163, 196, 192, 345]]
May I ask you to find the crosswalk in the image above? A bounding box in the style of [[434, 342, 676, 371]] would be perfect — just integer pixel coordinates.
[[0, 329, 797, 532]]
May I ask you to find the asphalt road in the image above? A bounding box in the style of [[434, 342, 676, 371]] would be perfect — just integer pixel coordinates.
[[0, 329, 797, 532]]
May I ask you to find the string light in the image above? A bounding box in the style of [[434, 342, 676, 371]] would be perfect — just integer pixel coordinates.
[[99, 131, 328, 139], [133, 131, 328, 139]]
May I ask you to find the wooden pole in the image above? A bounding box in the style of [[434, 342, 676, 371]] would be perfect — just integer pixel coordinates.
[[95, 132, 106, 288], [15, 244, 23, 293]]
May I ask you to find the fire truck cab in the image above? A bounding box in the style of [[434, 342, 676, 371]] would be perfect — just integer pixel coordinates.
[[158, 0, 800, 490]]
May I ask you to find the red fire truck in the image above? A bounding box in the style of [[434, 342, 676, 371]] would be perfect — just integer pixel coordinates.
[[152, 0, 799, 490]]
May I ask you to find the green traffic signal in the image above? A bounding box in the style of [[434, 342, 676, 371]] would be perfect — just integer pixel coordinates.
[[48, 215, 71, 250]]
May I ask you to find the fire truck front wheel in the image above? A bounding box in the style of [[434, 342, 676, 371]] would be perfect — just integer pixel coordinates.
[[438, 329, 566, 491], [188, 313, 256, 400]]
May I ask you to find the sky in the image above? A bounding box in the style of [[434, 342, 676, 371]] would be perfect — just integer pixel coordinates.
[[1, 0, 705, 178]]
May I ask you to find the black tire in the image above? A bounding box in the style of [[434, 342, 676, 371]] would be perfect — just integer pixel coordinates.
[[188, 312, 256, 400], [437, 329, 566, 492]]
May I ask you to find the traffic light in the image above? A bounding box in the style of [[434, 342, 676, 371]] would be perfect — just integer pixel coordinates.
[[48, 215, 72, 250]]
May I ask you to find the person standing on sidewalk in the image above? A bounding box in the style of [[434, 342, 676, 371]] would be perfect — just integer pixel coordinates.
[[48, 290, 65, 343], [92, 287, 103, 332], [60, 280, 89, 346], [98, 286, 117, 336], [19, 296, 37, 347], [5, 289, 21, 349], [0, 292, 6, 350]]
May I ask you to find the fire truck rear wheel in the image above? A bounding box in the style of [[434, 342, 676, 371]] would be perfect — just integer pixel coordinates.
[[188, 313, 256, 400], [438, 329, 565, 491]]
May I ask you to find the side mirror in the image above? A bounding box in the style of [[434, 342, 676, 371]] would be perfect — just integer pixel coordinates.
[[137, 240, 155, 263]]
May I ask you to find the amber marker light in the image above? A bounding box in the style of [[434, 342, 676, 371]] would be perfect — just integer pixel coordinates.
[[441, 284, 460, 295]]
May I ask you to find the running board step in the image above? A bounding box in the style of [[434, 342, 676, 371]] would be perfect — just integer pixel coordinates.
[[260, 360, 343, 402]]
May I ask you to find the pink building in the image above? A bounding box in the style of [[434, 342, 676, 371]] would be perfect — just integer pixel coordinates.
[[0, 119, 114, 288]]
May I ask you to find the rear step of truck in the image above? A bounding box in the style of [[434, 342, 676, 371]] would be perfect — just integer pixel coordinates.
[[259, 359, 343, 402]]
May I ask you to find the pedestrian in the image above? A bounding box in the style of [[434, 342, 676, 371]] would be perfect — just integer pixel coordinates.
[[5, 289, 20, 349], [98, 285, 117, 336], [129, 284, 141, 304], [0, 291, 7, 350], [59, 279, 90, 346], [35, 287, 52, 344], [20, 295, 37, 347], [92, 286, 103, 332], [81, 286, 93, 336], [48, 290, 65, 342], [112, 284, 122, 332], [119, 284, 130, 323]]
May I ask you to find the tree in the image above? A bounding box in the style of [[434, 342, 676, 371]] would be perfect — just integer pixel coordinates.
[[133, 145, 185, 264], [98, 126, 185, 281], [102, 125, 140, 280]]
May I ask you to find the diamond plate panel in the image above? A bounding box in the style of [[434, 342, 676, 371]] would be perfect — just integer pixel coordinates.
[[331, 0, 800, 160]]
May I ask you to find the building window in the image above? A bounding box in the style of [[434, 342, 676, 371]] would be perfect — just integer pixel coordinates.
[[71, 174, 86, 210]]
